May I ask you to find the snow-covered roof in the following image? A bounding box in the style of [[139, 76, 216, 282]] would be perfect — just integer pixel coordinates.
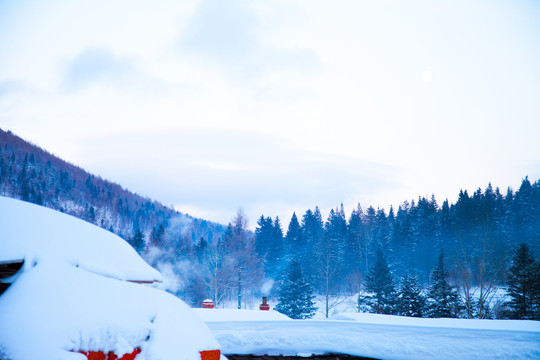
[[203, 313, 540, 360], [193, 309, 291, 322], [0, 196, 161, 282], [0, 260, 220, 360], [0, 197, 220, 360]]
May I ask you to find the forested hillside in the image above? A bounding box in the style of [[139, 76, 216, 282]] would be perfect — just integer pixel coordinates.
[[2, 128, 538, 318], [157, 176, 539, 318], [0, 128, 225, 252], [251, 178, 540, 318]]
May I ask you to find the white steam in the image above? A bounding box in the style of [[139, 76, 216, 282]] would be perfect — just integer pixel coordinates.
[[155, 262, 184, 294], [167, 214, 194, 238], [261, 279, 274, 296]]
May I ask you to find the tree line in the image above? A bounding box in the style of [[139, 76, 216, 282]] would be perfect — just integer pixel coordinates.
[[132, 178, 539, 320], [271, 241, 539, 320], [357, 244, 540, 320], [253, 178, 539, 318]]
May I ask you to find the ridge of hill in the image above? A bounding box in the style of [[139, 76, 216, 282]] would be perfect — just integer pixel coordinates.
[[0, 128, 225, 249]]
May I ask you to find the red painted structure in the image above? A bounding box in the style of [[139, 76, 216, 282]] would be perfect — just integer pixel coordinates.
[[259, 297, 270, 311], [200, 349, 221, 360], [78, 348, 141, 360], [203, 299, 215, 309], [77, 348, 221, 360]]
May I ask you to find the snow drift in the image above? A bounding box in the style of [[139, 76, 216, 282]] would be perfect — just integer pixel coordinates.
[[0, 195, 161, 282], [0, 196, 220, 360]]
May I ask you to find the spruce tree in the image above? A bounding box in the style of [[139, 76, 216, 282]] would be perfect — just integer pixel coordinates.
[[426, 250, 461, 318], [195, 237, 208, 263], [285, 212, 303, 259], [255, 215, 285, 278], [506, 243, 539, 320], [275, 260, 317, 319], [365, 246, 396, 314], [324, 206, 347, 278], [255, 215, 274, 258], [131, 229, 146, 254], [346, 204, 364, 274], [300, 207, 324, 281], [149, 224, 165, 247], [267, 217, 284, 277], [534, 260, 540, 320], [397, 274, 425, 317]]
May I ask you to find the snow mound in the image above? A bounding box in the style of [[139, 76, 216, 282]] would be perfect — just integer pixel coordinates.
[[0, 260, 220, 360], [193, 309, 291, 322], [0, 196, 160, 282], [0, 197, 220, 360]]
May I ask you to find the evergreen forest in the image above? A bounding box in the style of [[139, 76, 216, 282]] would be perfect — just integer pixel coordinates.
[[252, 179, 540, 319]]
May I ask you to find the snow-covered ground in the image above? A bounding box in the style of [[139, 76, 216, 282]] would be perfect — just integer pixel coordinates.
[[0, 196, 220, 360], [198, 309, 540, 360]]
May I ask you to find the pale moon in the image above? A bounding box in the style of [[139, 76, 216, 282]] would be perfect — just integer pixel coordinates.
[[421, 70, 433, 82]]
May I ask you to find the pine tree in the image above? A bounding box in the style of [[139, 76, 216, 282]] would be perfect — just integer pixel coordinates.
[[363, 206, 377, 273], [506, 243, 539, 320], [285, 212, 303, 260], [254, 215, 284, 278], [300, 207, 324, 281], [149, 224, 165, 247], [346, 204, 364, 274], [426, 250, 461, 318], [255, 215, 274, 258], [131, 229, 146, 254], [195, 237, 208, 263], [302, 207, 324, 245], [397, 274, 425, 317], [275, 260, 317, 319], [87, 206, 97, 225], [313, 207, 348, 317], [534, 260, 540, 319], [365, 246, 396, 314], [325, 205, 347, 274], [267, 217, 284, 276]]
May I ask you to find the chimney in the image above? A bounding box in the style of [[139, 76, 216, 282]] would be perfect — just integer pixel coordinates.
[[259, 297, 270, 311], [202, 299, 214, 309]]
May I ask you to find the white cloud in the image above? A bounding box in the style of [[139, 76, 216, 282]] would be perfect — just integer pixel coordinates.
[[62, 48, 135, 91], [179, 0, 257, 63], [65, 129, 396, 225], [0, 0, 539, 226]]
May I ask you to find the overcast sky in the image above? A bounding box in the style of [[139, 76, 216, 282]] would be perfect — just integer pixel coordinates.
[[1, 0, 539, 228]]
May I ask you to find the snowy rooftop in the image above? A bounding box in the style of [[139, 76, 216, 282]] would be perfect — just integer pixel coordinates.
[[199, 309, 540, 360], [0, 197, 220, 360], [193, 309, 291, 322], [0, 196, 161, 282]]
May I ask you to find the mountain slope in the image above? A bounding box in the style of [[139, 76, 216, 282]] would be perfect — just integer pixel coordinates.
[[0, 128, 225, 248]]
